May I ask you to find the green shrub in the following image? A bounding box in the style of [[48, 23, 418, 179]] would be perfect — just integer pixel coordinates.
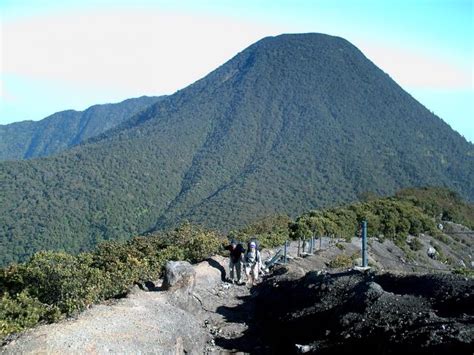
[[350, 252, 360, 261], [251, 233, 287, 249], [396, 187, 474, 229], [233, 215, 290, 249], [3, 251, 105, 315], [0, 223, 224, 342], [155, 245, 186, 270], [289, 196, 438, 244], [409, 237, 423, 251], [0, 291, 61, 338], [335, 243, 345, 250], [91, 241, 150, 297], [160, 223, 223, 263], [436, 234, 450, 245], [452, 268, 474, 277], [328, 255, 352, 268]]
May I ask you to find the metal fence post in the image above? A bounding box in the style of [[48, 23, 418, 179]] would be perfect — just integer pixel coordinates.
[[362, 220, 368, 267], [283, 241, 288, 263]]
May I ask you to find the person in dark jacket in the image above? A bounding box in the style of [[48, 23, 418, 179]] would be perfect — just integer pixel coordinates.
[[225, 240, 245, 284]]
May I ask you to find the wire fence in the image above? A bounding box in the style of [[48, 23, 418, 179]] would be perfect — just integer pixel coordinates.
[[263, 233, 472, 276]]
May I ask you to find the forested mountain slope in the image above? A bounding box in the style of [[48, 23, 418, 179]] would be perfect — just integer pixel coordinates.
[[0, 96, 161, 160], [1, 33, 472, 265]]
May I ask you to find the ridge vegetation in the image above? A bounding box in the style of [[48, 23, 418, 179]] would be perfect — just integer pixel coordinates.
[[1, 187, 472, 340]]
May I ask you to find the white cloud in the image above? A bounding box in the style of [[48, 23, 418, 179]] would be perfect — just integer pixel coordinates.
[[3, 10, 279, 96], [359, 41, 472, 90], [5, 9, 470, 97]]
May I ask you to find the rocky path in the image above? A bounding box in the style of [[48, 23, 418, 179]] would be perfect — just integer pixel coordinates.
[[199, 279, 261, 353], [195, 252, 276, 354], [2, 276, 206, 353], [1, 255, 265, 354]]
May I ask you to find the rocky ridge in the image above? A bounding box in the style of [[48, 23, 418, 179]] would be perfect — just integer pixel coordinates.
[[2, 231, 473, 354]]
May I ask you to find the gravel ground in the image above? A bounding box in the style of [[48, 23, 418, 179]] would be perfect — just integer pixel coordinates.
[[1, 285, 209, 354]]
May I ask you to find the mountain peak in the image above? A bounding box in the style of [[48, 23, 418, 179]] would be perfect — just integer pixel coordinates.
[[252, 32, 350, 48], [0, 34, 472, 265]]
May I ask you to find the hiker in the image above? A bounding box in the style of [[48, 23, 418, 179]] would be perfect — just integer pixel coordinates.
[[244, 240, 261, 286], [225, 239, 245, 284]]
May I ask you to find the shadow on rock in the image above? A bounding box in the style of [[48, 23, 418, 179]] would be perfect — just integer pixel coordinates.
[[140, 281, 162, 291], [207, 257, 227, 281], [214, 287, 269, 353]]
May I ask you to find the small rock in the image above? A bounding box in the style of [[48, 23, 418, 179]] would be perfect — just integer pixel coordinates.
[[366, 282, 384, 300], [295, 344, 314, 353], [427, 247, 437, 259]]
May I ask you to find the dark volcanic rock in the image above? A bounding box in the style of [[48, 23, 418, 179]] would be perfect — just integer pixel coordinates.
[[253, 264, 474, 354]]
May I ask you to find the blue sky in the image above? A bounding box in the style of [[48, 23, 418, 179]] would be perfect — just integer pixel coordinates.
[[1, 0, 473, 141]]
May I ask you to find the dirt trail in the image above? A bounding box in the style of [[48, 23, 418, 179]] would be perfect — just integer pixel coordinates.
[[1, 276, 208, 354], [1, 255, 263, 354]]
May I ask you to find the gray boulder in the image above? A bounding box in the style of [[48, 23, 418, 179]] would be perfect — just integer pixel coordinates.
[[163, 261, 200, 313], [427, 247, 438, 259], [163, 260, 196, 291]]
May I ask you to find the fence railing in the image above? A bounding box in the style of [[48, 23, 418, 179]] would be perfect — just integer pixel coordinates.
[[262, 220, 466, 275]]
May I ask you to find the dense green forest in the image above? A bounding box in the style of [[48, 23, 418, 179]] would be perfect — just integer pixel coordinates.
[[1, 34, 473, 266], [0, 96, 161, 160], [1, 187, 473, 340]]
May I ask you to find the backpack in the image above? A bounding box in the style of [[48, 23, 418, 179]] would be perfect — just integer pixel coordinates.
[[246, 238, 260, 264], [247, 238, 259, 252]]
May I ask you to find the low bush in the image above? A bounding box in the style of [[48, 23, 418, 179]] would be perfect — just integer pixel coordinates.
[[452, 268, 474, 277], [328, 255, 352, 269], [409, 237, 423, 251], [335, 243, 345, 250], [0, 223, 223, 342], [290, 195, 438, 244], [0, 291, 61, 339], [229, 215, 291, 249]]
